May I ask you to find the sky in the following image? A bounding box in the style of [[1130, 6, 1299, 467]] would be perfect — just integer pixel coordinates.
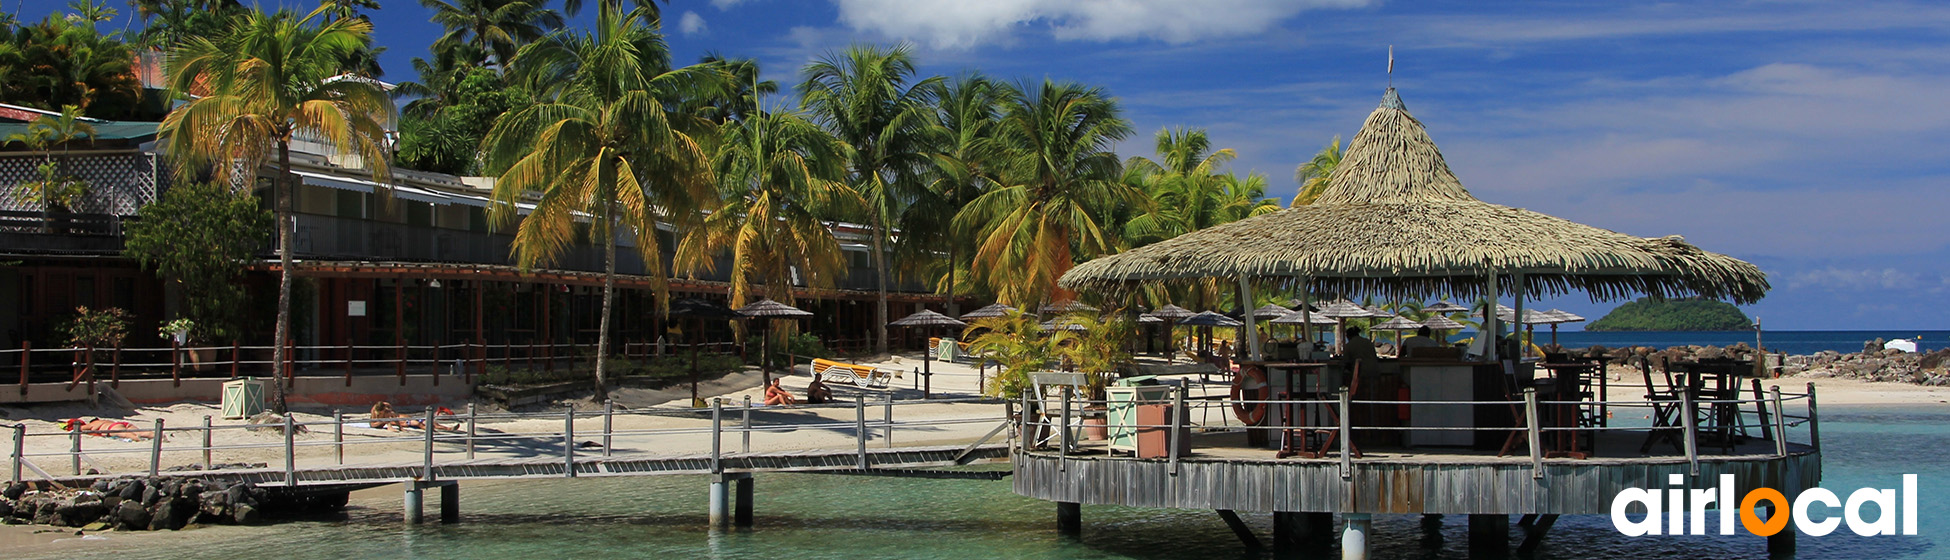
[[28, 0, 1950, 331]]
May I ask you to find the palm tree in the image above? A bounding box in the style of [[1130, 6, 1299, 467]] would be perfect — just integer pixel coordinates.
[[675, 99, 857, 335], [5, 105, 95, 222], [910, 74, 1004, 317], [961, 309, 1051, 398], [1291, 135, 1342, 206], [420, 0, 564, 68], [481, 5, 717, 402], [955, 80, 1137, 307], [160, 5, 395, 412], [798, 44, 942, 355]]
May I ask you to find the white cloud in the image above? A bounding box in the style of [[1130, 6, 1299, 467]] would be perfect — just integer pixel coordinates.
[[679, 11, 707, 36], [829, 0, 1372, 49], [710, 0, 747, 10], [1787, 268, 1926, 291]]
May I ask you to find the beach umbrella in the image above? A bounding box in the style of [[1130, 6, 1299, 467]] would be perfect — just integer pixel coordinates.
[[1040, 300, 1099, 315], [1424, 300, 1470, 314], [959, 303, 1018, 320], [1313, 300, 1377, 353], [1058, 88, 1768, 363], [1272, 309, 1338, 325], [1146, 304, 1196, 360], [1370, 315, 1424, 352], [1420, 314, 1466, 333], [889, 310, 967, 396], [1249, 303, 1293, 320], [1136, 313, 1165, 324], [1039, 319, 1090, 332], [736, 299, 813, 388], [1534, 309, 1585, 346], [1177, 311, 1243, 356], [667, 297, 745, 407]]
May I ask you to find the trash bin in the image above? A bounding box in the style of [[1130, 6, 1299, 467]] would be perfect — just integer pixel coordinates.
[[1135, 403, 1191, 459], [222, 378, 266, 419]]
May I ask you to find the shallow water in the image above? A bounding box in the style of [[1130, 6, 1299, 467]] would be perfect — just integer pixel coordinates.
[[19, 405, 1946, 559]]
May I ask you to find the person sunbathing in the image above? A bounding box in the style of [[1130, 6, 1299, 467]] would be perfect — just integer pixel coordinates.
[[63, 418, 155, 441], [804, 378, 832, 404], [762, 379, 797, 407], [369, 402, 458, 432]]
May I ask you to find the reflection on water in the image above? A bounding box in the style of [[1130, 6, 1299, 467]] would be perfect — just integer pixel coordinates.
[[20, 406, 1945, 560]]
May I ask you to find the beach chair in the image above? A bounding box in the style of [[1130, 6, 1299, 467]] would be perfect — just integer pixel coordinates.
[[811, 358, 895, 389], [1028, 372, 1089, 451], [1637, 358, 1684, 454]]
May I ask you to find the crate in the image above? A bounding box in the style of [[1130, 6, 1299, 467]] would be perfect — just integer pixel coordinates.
[[222, 378, 266, 419]]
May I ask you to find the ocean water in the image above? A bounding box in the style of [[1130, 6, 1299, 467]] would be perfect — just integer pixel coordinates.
[[20, 405, 1948, 559], [1476, 330, 1950, 356]]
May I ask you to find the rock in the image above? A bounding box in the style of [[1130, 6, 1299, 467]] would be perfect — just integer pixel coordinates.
[[231, 503, 259, 525], [141, 484, 161, 507], [224, 484, 251, 509], [81, 521, 110, 531], [2, 482, 24, 500], [115, 500, 150, 530], [33, 498, 58, 525], [118, 479, 145, 501], [147, 498, 175, 531], [0, 498, 12, 519], [199, 489, 230, 517], [55, 497, 107, 527], [180, 480, 205, 499], [89, 480, 110, 493]]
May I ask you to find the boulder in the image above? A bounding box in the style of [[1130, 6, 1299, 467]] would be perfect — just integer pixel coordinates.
[[2, 482, 25, 500], [55, 497, 107, 527], [118, 479, 145, 501], [0, 498, 12, 519], [115, 500, 150, 530], [232, 503, 259, 525]]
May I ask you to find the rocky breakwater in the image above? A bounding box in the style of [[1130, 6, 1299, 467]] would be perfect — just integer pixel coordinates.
[[2, 476, 289, 531], [1545, 340, 1950, 386], [1545, 341, 1771, 369]]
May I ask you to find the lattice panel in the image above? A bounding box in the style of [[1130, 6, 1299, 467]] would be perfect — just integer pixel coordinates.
[[0, 152, 159, 215]]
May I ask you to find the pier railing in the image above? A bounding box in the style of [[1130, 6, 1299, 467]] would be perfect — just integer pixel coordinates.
[[1016, 380, 1819, 479], [7, 394, 1013, 485]]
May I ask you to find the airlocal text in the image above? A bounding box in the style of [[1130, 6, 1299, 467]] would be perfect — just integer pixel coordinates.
[[1610, 474, 1917, 537]]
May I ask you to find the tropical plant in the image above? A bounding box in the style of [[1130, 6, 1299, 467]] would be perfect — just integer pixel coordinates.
[[4, 105, 96, 217], [159, 318, 195, 342], [395, 65, 531, 174], [1051, 314, 1135, 399], [60, 306, 131, 349], [1121, 128, 1279, 310], [129, 0, 248, 49], [125, 181, 273, 344], [160, 5, 396, 413], [0, 11, 144, 118], [799, 44, 942, 355], [420, 0, 564, 67], [954, 79, 1137, 307], [481, 5, 718, 402], [675, 102, 857, 335], [1291, 135, 1342, 206], [961, 309, 1053, 398], [907, 74, 1004, 316]]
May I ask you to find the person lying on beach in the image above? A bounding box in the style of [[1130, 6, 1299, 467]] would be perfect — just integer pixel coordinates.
[[369, 402, 459, 432], [763, 379, 797, 407], [804, 378, 832, 404], [62, 418, 156, 441]]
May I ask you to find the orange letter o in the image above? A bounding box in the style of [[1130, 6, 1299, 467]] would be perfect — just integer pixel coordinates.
[[1741, 488, 1790, 536]]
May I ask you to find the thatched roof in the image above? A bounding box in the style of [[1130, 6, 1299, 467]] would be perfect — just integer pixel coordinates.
[[737, 299, 814, 318], [890, 309, 967, 328], [1371, 315, 1424, 330], [1420, 315, 1466, 330], [1424, 300, 1470, 313], [959, 303, 1018, 320], [1315, 299, 1377, 318], [1272, 309, 1337, 325], [1041, 300, 1099, 314], [1058, 88, 1769, 304], [1150, 304, 1195, 320], [1179, 311, 1244, 328]]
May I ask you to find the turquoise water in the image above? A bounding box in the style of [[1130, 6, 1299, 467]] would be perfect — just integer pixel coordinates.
[[22, 405, 1949, 559], [1511, 330, 1950, 356]]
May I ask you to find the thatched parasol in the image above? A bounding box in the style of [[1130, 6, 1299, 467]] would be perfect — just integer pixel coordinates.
[[890, 309, 967, 328], [1179, 311, 1244, 328], [1534, 309, 1586, 347], [959, 303, 1018, 320], [1059, 88, 1768, 361], [1272, 309, 1338, 325], [1040, 300, 1100, 315], [1370, 315, 1424, 348], [1149, 304, 1195, 320], [1424, 300, 1470, 314], [1249, 303, 1293, 320], [736, 299, 812, 388], [1136, 313, 1165, 324], [1420, 314, 1466, 331], [1039, 319, 1090, 332]]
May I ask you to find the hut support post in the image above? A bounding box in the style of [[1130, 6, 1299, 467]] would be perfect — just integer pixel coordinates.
[[708, 472, 753, 529], [1512, 272, 1526, 355], [1299, 278, 1314, 346], [1767, 502, 1795, 555], [1482, 273, 1498, 362], [1214, 510, 1261, 550], [1341, 513, 1372, 560], [1056, 501, 1081, 537], [1274, 512, 1334, 553], [1238, 277, 1261, 361], [1468, 514, 1509, 556]]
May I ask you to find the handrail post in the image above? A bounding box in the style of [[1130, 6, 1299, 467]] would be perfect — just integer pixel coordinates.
[[10, 424, 23, 484], [282, 413, 295, 486], [1680, 383, 1700, 477], [465, 403, 476, 460], [1004, 399, 1016, 455], [1169, 383, 1186, 476], [149, 418, 164, 477], [1524, 387, 1542, 479], [741, 395, 752, 454], [1770, 386, 1789, 457], [1059, 388, 1072, 461], [70, 423, 81, 475], [332, 410, 343, 465], [602, 399, 614, 458], [884, 390, 895, 449], [1805, 382, 1820, 452], [1338, 390, 1352, 479], [563, 408, 576, 477], [710, 398, 723, 474], [201, 415, 213, 469], [855, 393, 868, 470], [423, 406, 436, 481]]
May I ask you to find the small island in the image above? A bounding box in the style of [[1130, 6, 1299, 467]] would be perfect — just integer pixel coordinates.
[[1586, 297, 1754, 331]]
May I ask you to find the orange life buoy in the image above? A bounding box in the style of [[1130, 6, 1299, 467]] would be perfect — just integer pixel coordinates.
[[1231, 365, 1270, 425]]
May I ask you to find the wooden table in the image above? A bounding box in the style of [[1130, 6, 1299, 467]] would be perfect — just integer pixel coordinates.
[[1535, 362, 1601, 458]]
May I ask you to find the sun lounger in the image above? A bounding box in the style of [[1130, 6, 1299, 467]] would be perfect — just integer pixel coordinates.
[[811, 358, 896, 388]]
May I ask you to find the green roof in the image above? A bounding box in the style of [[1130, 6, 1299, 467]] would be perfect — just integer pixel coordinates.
[[0, 121, 161, 144]]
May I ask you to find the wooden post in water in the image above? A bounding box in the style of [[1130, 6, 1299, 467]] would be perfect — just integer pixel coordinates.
[[1770, 386, 1788, 457], [1806, 382, 1820, 451], [711, 398, 723, 474], [884, 391, 895, 449], [1681, 382, 1700, 477]]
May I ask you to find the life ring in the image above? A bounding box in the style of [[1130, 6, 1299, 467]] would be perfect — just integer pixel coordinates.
[[1231, 365, 1270, 425]]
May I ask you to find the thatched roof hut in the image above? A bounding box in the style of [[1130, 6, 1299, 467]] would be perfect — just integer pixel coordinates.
[[1058, 88, 1768, 305]]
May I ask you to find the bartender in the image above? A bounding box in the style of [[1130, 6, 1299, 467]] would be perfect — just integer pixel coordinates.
[[1340, 326, 1381, 377], [1399, 326, 1442, 356]]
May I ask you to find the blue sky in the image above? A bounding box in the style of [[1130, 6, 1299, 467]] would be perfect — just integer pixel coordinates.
[[35, 0, 1950, 330]]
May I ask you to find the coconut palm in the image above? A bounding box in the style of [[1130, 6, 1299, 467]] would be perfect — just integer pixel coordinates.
[[961, 309, 1051, 398], [798, 44, 942, 355], [1291, 135, 1342, 206], [956, 80, 1137, 307], [481, 5, 717, 401], [675, 100, 857, 331], [160, 5, 395, 412], [907, 74, 1004, 317], [420, 0, 564, 67]]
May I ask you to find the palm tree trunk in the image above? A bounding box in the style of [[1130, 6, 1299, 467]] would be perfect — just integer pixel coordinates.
[[945, 243, 957, 318], [594, 209, 615, 402], [872, 228, 889, 355], [270, 140, 293, 413]]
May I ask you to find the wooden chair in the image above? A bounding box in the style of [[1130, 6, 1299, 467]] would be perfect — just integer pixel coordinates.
[[1636, 358, 1684, 454], [1028, 372, 1089, 451]]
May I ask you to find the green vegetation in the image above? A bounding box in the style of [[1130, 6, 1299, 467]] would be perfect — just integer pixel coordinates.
[[0, 5, 148, 119], [1587, 298, 1753, 331], [125, 181, 273, 344]]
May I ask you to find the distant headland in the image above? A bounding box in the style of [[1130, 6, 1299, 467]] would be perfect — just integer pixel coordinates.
[[1586, 297, 1753, 331]]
